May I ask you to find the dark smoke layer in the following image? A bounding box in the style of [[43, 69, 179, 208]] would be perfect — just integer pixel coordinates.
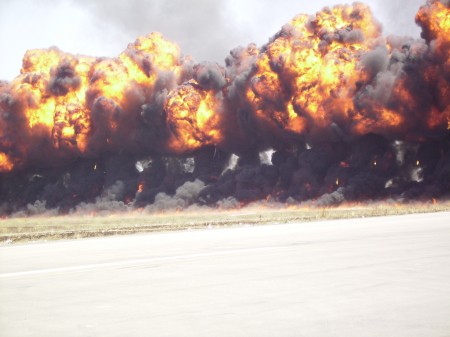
[[0, 0, 449, 217]]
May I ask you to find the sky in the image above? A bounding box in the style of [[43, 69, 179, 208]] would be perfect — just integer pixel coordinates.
[[0, 0, 427, 81]]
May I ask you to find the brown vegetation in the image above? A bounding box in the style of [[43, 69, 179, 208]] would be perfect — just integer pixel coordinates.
[[1, 202, 449, 244]]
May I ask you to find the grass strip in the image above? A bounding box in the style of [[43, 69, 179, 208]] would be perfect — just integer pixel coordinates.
[[1, 202, 449, 244]]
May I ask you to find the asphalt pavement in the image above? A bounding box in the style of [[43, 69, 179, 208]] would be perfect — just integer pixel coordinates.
[[1, 211, 450, 336]]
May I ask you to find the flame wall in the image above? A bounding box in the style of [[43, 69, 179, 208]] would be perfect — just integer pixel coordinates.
[[0, 1, 449, 216]]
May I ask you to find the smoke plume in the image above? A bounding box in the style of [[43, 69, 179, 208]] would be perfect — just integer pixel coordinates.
[[0, 0, 449, 216]]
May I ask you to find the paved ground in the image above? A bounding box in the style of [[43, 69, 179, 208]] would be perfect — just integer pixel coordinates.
[[1, 212, 450, 337]]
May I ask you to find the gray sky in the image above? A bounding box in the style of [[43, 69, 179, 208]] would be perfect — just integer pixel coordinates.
[[0, 0, 426, 81]]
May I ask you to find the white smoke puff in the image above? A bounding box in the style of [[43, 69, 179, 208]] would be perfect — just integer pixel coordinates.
[[315, 188, 345, 207], [259, 150, 274, 165], [216, 196, 240, 210], [390, 49, 407, 64], [429, 39, 439, 55], [225, 44, 259, 102], [384, 198, 400, 205], [153, 70, 178, 92], [299, 199, 315, 208], [11, 200, 59, 218], [174, 179, 205, 202], [193, 61, 227, 91], [183, 157, 195, 173], [386, 35, 415, 49], [144, 179, 205, 213], [226, 69, 251, 102], [354, 68, 398, 111], [103, 181, 125, 200], [370, 70, 397, 103], [407, 39, 429, 61], [285, 197, 297, 205], [279, 20, 311, 41], [360, 46, 390, 76], [178, 55, 195, 84], [71, 181, 132, 216], [141, 89, 168, 125], [183, 204, 209, 213], [71, 200, 131, 216], [0, 93, 14, 109], [27, 200, 48, 215], [225, 44, 259, 78], [146, 193, 186, 212], [339, 28, 365, 43]]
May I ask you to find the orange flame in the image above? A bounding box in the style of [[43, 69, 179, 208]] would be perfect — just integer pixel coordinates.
[[0, 2, 449, 176], [243, 3, 407, 140], [138, 184, 144, 193], [0, 153, 14, 172], [165, 80, 223, 154]]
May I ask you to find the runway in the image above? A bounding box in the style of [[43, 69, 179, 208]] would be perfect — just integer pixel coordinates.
[[1, 212, 450, 336]]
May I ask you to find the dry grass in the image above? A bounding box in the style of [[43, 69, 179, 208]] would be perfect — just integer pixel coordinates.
[[1, 202, 449, 244]]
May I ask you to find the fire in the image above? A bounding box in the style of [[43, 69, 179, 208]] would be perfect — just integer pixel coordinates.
[[241, 3, 411, 140], [416, 1, 450, 134], [90, 33, 185, 106], [165, 80, 223, 154], [0, 153, 13, 172], [416, 1, 450, 47], [17, 49, 93, 131], [138, 184, 144, 193], [4, 48, 94, 162], [119, 32, 183, 81], [1, 2, 449, 174], [0, 32, 194, 170], [0, 1, 450, 217]]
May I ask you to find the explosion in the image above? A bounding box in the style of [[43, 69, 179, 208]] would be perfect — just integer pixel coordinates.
[[0, 0, 449, 216]]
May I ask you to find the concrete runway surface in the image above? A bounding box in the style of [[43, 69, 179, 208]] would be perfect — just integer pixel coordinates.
[[1, 212, 450, 337]]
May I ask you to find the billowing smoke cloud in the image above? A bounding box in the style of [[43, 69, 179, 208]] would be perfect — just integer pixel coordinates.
[[0, 0, 429, 82], [0, 0, 449, 217]]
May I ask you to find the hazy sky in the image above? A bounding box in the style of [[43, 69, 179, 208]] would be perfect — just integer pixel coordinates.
[[0, 0, 426, 81]]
